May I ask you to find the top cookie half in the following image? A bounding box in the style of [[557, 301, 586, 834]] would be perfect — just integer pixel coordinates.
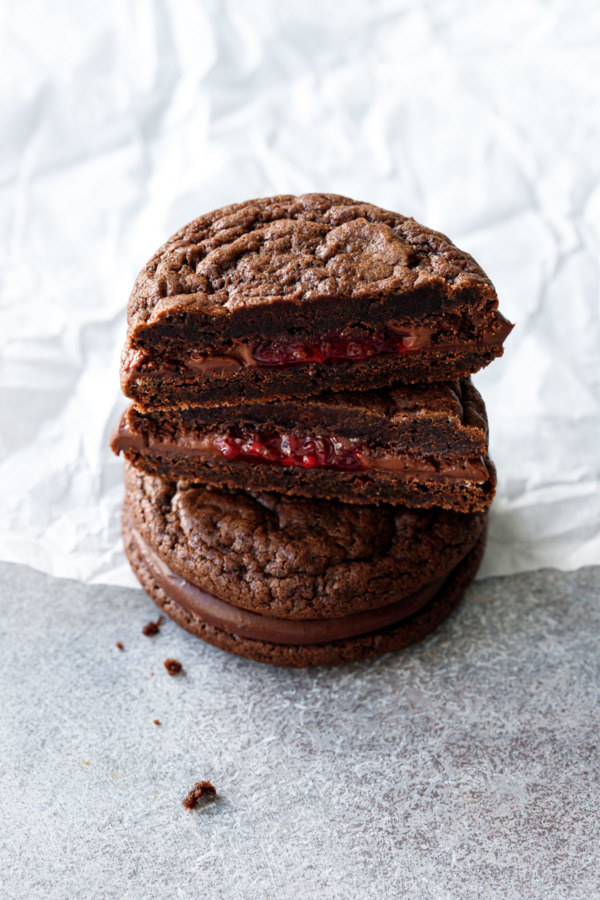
[[121, 193, 512, 408]]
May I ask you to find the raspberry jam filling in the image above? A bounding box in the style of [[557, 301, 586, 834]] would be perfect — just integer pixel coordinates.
[[112, 414, 491, 483], [213, 429, 367, 471], [181, 325, 433, 375], [250, 326, 426, 368]]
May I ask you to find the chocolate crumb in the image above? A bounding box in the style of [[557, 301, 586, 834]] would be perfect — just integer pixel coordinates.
[[153, 719, 160, 726], [115, 641, 124, 650], [182, 781, 216, 810], [164, 658, 183, 676], [142, 615, 164, 636]]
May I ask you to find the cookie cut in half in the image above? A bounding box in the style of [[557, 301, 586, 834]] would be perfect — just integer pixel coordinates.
[[121, 193, 512, 408], [112, 378, 495, 513]]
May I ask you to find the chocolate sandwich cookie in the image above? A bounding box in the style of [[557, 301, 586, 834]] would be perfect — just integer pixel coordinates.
[[112, 379, 496, 513], [121, 193, 512, 408], [123, 462, 486, 666]]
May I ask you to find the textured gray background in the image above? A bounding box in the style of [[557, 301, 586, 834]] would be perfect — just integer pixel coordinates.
[[1, 561, 598, 899]]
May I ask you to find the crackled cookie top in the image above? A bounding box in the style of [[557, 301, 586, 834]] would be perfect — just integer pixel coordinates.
[[124, 461, 485, 619], [127, 193, 497, 331]]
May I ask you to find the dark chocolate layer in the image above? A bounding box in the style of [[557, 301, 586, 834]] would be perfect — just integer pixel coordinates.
[[123, 461, 486, 619], [125, 507, 488, 667], [130, 525, 450, 644]]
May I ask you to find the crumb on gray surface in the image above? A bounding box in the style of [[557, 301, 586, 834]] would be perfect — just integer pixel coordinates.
[[163, 658, 182, 676], [142, 615, 164, 636], [0, 562, 598, 900], [182, 780, 217, 809]]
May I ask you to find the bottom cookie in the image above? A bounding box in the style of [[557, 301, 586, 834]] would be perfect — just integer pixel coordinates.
[[124, 509, 486, 668]]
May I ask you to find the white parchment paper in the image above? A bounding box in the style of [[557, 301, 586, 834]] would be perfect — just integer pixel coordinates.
[[1, 0, 599, 586]]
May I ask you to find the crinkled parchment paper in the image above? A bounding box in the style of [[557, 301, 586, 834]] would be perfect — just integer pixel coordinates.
[[1, 0, 598, 586]]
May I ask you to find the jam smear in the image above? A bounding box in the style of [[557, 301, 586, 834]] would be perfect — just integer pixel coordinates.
[[213, 428, 367, 471], [251, 327, 411, 368]]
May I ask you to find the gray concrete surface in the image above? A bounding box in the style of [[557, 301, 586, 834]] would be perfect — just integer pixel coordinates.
[[0, 561, 598, 900]]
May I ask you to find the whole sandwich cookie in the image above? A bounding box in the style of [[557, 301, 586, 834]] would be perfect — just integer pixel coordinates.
[[121, 193, 513, 408], [113, 378, 495, 513], [123, 463, 487, 666]]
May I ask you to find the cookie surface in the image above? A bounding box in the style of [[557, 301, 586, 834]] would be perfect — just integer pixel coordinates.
[[124, 506, 486, 668], [121, 193, 512, 407], [123, 461, 485, 619], [113, 378, 496, 513]]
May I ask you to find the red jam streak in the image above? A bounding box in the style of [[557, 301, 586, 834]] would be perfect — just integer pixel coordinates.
[[251, 328, 413, 367], [213, 429, 366, 471]]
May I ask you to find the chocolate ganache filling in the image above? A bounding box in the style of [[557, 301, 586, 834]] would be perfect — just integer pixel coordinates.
[[113, 418, 490, 482], [125, 313, 513, 381], [131, 528, 462, 645], [179, 313, 514, 376]]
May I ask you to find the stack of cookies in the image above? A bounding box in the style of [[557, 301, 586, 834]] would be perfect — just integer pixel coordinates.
[[111, 194, 512, 667]]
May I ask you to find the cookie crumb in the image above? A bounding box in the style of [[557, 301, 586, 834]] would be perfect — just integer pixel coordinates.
[[164, 658, 183, 676], [182, 781, 216, 810], [142, 615, 164, 636], [153, 719, 160, 726], [115, 641, 124, 650]]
